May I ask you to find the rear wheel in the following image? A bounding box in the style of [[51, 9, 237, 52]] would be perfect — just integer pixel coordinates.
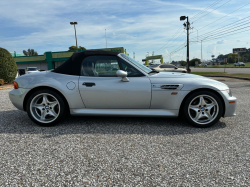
[[26, 89, 67, 126], [183, 91, 223, 128]]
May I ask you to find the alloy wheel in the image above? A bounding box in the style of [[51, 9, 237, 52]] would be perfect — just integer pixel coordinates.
[[188, 95, 219, 125], [30, 93, 60, 123]]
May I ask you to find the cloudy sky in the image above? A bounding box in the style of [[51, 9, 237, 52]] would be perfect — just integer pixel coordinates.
[[1, 0, 250, 63]]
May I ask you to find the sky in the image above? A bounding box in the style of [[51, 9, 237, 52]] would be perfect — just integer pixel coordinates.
[[1, 0, 250, 63]]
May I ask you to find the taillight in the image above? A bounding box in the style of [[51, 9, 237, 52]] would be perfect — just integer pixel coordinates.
[[14, 81, 19, 89]]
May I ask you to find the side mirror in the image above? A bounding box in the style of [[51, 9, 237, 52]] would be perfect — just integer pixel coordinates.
[[175, 67, 178, 69], [116, 70, 129, 82]]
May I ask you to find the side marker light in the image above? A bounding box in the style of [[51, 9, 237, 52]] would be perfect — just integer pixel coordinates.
[[14, 81, 19, 89]]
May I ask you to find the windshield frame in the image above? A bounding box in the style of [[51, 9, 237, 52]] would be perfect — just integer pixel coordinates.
[[119, 53, 152, 74]]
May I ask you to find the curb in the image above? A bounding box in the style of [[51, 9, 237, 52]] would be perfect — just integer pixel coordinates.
[[0, 86, 13, 90], [204, 75, 250, 81]]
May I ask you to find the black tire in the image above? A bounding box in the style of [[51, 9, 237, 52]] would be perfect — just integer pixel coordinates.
[[182, 90, 223, 128], [26, 89, 67, 126]]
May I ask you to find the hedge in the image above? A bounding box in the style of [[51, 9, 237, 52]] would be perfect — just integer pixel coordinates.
[[0, 47, 17, 83]]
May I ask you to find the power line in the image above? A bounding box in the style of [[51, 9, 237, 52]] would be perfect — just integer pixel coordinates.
[[190, 0, 223, 20], [189, 16, 250, 42], [196, 2, 250, 32], [192, 0, 232, 23], [155, 26, 183, 52]]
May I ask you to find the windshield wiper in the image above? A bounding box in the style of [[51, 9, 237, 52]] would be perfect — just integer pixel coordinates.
[[148, 69, 159, 74]]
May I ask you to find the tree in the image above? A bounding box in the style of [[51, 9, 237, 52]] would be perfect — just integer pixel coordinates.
[[0, 47, 17, 83], [180, 60, 187, 66], [189, 58, 201, 66], [23, 48, 38, 56], [68, 46, 86, 51]]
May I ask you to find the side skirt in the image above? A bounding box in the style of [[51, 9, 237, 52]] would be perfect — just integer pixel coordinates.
[[70, 109, 179, 117]]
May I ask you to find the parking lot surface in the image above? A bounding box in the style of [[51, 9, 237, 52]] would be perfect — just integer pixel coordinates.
[[0, 77, 249, 186]]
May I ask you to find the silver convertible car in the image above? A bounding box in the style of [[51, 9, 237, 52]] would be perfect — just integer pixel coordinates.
[[9, 50, 237, 128]]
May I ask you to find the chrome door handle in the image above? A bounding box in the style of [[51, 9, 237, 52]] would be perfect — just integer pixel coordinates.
[[82, 82, 95, 87]]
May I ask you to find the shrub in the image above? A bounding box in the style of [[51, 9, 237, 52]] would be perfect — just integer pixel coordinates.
[[0, 47, 17, 83], [0, 79, 4, 86]]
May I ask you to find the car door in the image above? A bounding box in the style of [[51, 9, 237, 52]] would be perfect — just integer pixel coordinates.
[[78, 55, 151, 109]]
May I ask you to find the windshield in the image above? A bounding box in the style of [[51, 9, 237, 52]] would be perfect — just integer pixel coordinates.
[[27, 68, 38, 71], [120, 54, 151, 74]]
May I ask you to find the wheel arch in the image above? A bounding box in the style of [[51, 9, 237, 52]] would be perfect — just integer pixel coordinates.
[[23, 86, 70, 112], [179, 88, 226, 117]]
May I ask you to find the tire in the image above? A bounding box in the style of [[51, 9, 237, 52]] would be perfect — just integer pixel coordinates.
[[26, 89, 67, 126], [182, 90, 223, 128]]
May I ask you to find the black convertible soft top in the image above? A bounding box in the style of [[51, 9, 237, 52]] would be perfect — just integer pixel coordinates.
[[52, 50, 119, 76]]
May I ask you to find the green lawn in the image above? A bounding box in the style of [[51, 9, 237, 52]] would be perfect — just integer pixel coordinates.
[[191, 72, 250, 79]]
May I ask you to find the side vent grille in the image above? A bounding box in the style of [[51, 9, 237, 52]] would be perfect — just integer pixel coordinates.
[[160, 85, 179, 89]]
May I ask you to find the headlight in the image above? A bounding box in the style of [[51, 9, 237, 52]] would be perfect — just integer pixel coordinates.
[[226, 89, 232, 97]]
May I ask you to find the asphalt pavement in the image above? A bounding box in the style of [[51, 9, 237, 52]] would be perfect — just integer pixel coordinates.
[[191, 67, 250, 74], [0, 77, 250, 186]]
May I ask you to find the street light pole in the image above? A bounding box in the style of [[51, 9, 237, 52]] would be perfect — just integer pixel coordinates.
[[70, 22, 78, 52]]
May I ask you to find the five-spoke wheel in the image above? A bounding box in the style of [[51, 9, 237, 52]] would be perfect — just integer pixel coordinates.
[[183, 91, 223, 128], [27, 89, 66, 126]]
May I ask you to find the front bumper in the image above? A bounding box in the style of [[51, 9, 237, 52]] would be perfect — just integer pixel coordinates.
[[9, 88, 30, 111], [218, 90, 237, 117]]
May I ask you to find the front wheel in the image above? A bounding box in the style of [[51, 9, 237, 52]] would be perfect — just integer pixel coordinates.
[[26, 89, 67, 126], [183, 91, 223, 128]]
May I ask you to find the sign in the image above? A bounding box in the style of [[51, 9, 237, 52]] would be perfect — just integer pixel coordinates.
[[233, 48, 246, 53], [224, 58, 227, 62]]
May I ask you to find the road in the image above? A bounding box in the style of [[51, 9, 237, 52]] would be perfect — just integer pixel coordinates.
[[191, 67, 250, 74], [1, 77, 250, 186]]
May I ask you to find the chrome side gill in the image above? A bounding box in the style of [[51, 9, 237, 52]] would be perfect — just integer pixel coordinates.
[[152, 84, 184, 91]]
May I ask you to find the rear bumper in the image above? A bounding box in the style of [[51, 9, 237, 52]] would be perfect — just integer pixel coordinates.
[[9, 88, 30, 111]]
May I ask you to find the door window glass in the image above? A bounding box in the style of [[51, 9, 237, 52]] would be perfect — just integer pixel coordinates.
[[118, 58, 145, 77], [81, 56, 120, 77]]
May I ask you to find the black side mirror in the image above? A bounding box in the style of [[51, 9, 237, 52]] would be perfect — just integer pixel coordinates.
[[175, 67, 178, 69]]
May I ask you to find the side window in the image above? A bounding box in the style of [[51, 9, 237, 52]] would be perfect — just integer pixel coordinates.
[[81, 56, 120, 77], [118, 58, 145, 77]]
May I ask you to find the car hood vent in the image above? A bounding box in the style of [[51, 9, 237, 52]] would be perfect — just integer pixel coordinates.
[[160, 85, 179, 89]]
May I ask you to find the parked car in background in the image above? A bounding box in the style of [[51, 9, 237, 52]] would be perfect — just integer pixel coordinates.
[[147, 64, 161, 69], [234, 62, 245, 66], [150, 64, 187, 73], [25, 67, 40, 74]]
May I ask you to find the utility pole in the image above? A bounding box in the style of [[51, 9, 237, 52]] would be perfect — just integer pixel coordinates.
[[105, 29, 107, 48], [152, 51, 154, 63], [201, 40, 202, 63], [238, 53, 240, 62], [180, 16, 191, 73], [133, 52, 135, 60]]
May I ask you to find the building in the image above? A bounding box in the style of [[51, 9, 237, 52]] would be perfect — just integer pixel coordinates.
[[14, 47, 128, 70], [10, 52, 25, 57]]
